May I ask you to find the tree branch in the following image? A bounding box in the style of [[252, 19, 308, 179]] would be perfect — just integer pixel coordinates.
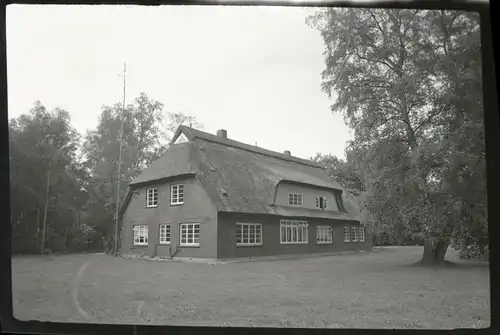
[[355, 48, 397, 73], [414, 105, 447, 133], [366, 9, 386, 45]]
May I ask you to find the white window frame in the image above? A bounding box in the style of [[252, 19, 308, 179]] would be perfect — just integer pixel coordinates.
[[351, 227, 358, 242], [344, 227, 351, 242], [133, 225, 148, 246], [288, 193, 303, 206], [236, 223, 263, 246], [159, 224, 171, 245], [180, 223, 200, 246], [280, 220, 308, 244], [171, 184, 184, 205], [316, 226, 333, 244], [146, 188, 159, 208], [316, 196, 328, 209], [358, 227, 366, 242]]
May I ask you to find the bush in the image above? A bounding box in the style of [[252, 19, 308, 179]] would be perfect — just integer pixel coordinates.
[[459, 243, 489, 260]]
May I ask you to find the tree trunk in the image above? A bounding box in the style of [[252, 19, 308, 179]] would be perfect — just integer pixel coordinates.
[[421, 238, 449, 264], [36, 205, 41, 235]]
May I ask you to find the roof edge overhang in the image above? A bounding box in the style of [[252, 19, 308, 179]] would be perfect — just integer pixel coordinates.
[[216, 209, 360, 223], [129, 172, 196, 188], [277, 179, 343, 192]]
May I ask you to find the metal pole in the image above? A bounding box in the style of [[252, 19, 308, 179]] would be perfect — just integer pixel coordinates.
[[114, 63, 127, 257], [41, 159, 52, 255]]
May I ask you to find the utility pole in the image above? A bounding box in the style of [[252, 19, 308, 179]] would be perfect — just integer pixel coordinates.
[[114, 63, 127, 257], [40, 159, 52, 255]]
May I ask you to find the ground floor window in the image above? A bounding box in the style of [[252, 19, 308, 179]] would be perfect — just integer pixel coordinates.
[[316, 226, 333, 244], [133, 225, 148, 246], [280, 220, 308, 244], [180, 223, 200, 246], [358, 227, 366, 242], [351, 227, 358, 242], [159, 224, 171, 244], [344, 227, 350, 242], [236, 223, 262, 246]]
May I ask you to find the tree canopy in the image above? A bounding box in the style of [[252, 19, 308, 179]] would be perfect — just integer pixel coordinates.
[[308, 8, 485, 263], [9, 93, 202, 254]]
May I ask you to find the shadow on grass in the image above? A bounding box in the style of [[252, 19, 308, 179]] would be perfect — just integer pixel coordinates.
[[403, 259, 490, 269]]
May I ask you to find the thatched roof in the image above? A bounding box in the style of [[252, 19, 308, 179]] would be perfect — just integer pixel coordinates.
[[120, 126, 360, 222]]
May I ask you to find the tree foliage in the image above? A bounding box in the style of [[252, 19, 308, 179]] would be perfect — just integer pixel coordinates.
[[10, 93, 202, 254], [308, 8, 485, 263], [9, 102, 87, 253]]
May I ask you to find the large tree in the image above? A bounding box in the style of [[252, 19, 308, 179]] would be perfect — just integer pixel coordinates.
[[9, 102, 87, 253], [307, 8, 484, 263]]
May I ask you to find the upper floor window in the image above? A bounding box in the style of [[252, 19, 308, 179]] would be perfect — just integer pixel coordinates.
[[171, 184, 184, 205], [146, 188, 159, 208], [288, 193, 303, 206], [316, 196, 328, 210]]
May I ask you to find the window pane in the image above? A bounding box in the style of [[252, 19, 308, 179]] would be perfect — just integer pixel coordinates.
[[281, 226, 286, 242], [249, 225, 255, 243]]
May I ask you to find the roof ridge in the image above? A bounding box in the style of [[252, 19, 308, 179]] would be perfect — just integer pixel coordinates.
[[179, 125, 322, 168]]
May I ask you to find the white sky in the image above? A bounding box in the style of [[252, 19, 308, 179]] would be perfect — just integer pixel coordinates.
[[6, 4, 352, 160]]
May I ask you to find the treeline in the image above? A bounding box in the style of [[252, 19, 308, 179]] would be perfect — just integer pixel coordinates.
[[309, 9, 487, 262], [9, 92, 202, 255]]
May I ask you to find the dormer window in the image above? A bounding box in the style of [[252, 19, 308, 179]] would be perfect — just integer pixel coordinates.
[[146, 188, 159, 208], [288, 193, 303, 206], [316, 196, 327, 210], [171, 184, 184, 205], [335, 193, 346, 212]]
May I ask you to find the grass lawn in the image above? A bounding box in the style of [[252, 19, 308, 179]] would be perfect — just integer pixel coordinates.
[[11, 246, 490, 329]]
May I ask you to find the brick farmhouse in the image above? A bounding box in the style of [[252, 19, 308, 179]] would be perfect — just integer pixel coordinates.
[[118, 126, 372, 259]]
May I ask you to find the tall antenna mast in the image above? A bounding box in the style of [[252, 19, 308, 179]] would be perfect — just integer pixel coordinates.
[[114, 63, 127, 257]]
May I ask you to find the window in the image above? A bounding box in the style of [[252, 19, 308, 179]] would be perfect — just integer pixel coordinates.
[[288, 193, 303, 206], [316, 226, 333, 244], [133, 225, 148, 246], [358, 227, 366, 242], [344, 227, 351, 242], [316, 196, 328, 209], [159, 224, 171, 244], [146, 188, 159, 207], [351, 227, 358, 242], [335, 193, 346, 212], [280, 220, 308, 244], [236, 223, 262, 246], [171, 184, 184, 205], [180, 223, 200, 246]]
